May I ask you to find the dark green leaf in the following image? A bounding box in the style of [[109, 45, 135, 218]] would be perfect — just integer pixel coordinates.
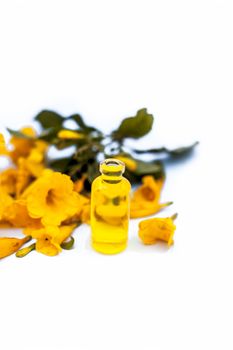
[[35, 110, 64, 129], [38, 127, 61, 142], [133, 147, 167, 154], [133, 142, 199, 158], [68, 163, 83, 177], [68, 114, 99, 133], [134, 159, 165, 178], [53, 138, 86, 150], [168, 142, 199, 157], [113, 108, 154, 139], [7, 128, 34, 139], [87, 162, 100, 182], [61, 236, 75, 250], [49, 157, 71, 172]]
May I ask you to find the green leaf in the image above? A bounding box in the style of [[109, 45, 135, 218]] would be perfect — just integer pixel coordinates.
[[87, 162, 100, 182], [69, 114, 88, 129], [54, 138, 86, 150], [61, 236, 75, 250], [167, 142, 199, 157], [133, 147, 167, 154], [133, 142, 199, 158], [134, 159, 165, 179], [68, 114, 99, 133], [48, 157, 71, 172], [35, 110, 64, 129], [7, 128, 34, 139], [113, 108, 154, 139], [38, 127, 61, 142], [68, 163, 83, 177]]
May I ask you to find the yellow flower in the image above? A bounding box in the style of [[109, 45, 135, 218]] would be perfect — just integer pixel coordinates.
[[0, 193, 14, 221], [80, 202, 91, 224], [138, 214, 177, 246], [15, 140, 47, 195], [62, 194, 91, 225], [115, 156, 137, 171], [0, 168, 17, 195], [25, 140, 48, 178], [3, 199, 41, 228], [0, 133, 8, 155], [0, 161, 43, 200], [27, 224, 76, 256], [57, 130, 85, 140], [0, 132, 46, 198], [130, 176, 172, 218], [73, 174, 86, 193], [9, 126, 37, 162], [0, 235, 32, 259], [15, 159, 34, 197], [22, 170, 82, 226], [9, 127, 48, 165]]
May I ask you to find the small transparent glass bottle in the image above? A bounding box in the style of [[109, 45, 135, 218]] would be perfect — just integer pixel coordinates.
[[91, 158, 131, 254]]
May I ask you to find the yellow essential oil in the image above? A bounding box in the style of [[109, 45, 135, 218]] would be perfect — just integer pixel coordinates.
[[91, 158, 131, 254]]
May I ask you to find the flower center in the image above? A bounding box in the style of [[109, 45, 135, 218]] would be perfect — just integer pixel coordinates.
[[142, 187, 155, 201], [46, 189, 56, 206]]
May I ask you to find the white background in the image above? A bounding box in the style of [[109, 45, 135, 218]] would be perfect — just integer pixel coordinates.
[[0, 1, 232, 350]]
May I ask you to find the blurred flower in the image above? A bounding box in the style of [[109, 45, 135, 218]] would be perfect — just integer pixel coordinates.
[[0, 168, 17, 195], [0, 193, 14, 221], [80, 202, 91, 224], [130, 176, 172, 218], [9, 127, 48, 165], [9, 126, 37, 162], [73, 174, 86, 193], [57, 129, 85, 140], [138, 214, 177, 246], [3, 199, 41, 228], [115, 156, 137, 171], [0, 134, 8, 155]]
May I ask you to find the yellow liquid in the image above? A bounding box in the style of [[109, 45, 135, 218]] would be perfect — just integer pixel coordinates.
[[91, 175, 131, 254]]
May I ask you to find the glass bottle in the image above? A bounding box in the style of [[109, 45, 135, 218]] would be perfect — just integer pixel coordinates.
[[91, 158, 131, 254]]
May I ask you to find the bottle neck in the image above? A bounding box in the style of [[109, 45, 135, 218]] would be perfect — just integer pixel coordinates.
[[101, 173, 123, 183], [99, 158, 125, 183]]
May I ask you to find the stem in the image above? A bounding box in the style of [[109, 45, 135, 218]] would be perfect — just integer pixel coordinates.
[[171, 213, 178, 221], [23, 235, 32, 244], [16, 243, 36, 258]]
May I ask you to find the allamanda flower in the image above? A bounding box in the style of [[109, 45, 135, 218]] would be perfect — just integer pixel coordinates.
[[9, 126, 37, 162], [9, 126, 47, 165], [0, 155, 45, 199], [0, 168, 18, 195], [26, 224, 77, 256], [22, 170, 83, 226], [115, 156, 137, 171], [130, 176, 172, 218], [57, 129, 85, 140], [138, 213, 178, 246], [0, 193, 14, 222], [0, 133, 8, 155], [73, 174, 87, 193], [21, 139, 47, 177], [62, 194, 91, 225], [3, 199, 41, 228]]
